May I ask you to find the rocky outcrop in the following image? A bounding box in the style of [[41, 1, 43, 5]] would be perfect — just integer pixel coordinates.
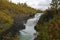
[[0, 13, 35, 40]]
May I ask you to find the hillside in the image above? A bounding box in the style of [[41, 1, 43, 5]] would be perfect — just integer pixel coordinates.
[[0, 0, 42, 40], [0, 0, 38, 14]]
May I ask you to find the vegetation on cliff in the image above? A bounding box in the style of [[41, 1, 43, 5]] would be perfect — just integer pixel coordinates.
[[35, 0, 60, 40]]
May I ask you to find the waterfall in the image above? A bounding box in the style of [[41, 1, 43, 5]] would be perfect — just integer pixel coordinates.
[[20, 13, 43, 40]]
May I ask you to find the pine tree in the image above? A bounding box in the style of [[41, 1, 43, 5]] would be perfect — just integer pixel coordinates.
[[50, 0, 60, 13]]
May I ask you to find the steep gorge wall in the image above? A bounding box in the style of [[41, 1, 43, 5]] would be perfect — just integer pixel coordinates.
[[34, 9, 60, 40]]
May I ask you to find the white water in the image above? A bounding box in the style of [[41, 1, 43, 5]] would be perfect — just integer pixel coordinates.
[[20, 13, 43, 40]]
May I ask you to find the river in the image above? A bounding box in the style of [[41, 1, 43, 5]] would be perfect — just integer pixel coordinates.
[[20, 13, 43, 40]]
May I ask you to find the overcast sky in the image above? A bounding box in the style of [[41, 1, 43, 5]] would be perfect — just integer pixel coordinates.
[[9, 0, 52, 10]]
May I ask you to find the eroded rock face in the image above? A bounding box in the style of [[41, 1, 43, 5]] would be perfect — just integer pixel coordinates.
[[13, 14, 35, 31], [8, 14, 35, 35], [0, 13, 35, 40]]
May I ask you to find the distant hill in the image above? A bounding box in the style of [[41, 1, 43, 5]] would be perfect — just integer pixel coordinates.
[[0, 0, 42, 15]]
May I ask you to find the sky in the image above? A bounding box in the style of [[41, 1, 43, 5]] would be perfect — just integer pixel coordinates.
[[9, 0, 52, 10]]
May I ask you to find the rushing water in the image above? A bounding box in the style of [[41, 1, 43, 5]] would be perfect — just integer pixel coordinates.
[[20, 13, 43, 40]]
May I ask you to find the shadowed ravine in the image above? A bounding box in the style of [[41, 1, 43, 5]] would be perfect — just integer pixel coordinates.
[[20, 13, 43, 40]]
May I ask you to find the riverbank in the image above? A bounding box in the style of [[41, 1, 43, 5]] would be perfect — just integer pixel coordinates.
[[34, 9, 60, 40]]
